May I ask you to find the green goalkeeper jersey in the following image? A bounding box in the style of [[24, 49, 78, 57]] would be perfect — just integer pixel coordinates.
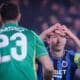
[[0, 22, 48, 80]]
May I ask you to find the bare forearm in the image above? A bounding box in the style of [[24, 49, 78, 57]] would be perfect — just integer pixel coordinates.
[[39, 55, 54, 71], [69, 34, 80, 49], [40, 23, 61, 40], [62, 25, 80, 49], [40, 31, 48, 40]]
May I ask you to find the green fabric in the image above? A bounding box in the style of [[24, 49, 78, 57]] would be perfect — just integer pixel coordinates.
[[0, 22, 48, 80], [74, 53, 80, 67]]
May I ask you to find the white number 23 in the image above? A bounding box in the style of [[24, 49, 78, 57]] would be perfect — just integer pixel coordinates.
[[0, 33, 27, 63]]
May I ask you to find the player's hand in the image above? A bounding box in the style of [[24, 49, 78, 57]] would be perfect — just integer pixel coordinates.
[[40, 23, 61, 40], [44, 70, 53, 80], [60, 25, 75, 39], [54, 24, 75, 39]]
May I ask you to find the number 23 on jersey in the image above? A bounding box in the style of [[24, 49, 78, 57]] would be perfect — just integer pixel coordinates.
[[0, 32, 27, 63]]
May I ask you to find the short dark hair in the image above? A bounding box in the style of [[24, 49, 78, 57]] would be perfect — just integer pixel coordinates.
[[0, 2, 20, 21]]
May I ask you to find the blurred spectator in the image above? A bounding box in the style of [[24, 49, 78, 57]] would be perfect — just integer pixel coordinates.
[[48, 14, 59, 26], [68, 5, 79, 17], [1, 0, 80, 51], [73, 17, 80, 33], [40, 21, 49, 32], [50, 3, 61, 15], [58, 6, 66, 17], [9, 0, 20, 5]]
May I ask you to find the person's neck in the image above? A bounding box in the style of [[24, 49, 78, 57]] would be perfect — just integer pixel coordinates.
[[50, 48, 64, 58], [2, 20, 18, 25]]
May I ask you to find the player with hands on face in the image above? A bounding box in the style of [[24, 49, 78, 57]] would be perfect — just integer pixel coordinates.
[[38, 23, 80, 80]]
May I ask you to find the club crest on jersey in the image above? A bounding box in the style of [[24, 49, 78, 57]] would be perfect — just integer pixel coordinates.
[[62, 60, 68, 68]]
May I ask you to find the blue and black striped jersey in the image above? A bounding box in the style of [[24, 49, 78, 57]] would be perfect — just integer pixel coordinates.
[[37, 49, 77, 80]]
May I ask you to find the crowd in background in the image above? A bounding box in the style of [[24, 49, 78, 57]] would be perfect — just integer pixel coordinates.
[[0, 0, 80, 52]]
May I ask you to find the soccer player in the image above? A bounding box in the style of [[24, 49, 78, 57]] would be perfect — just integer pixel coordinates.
[[0, 2, 54, 80], [38, 24, 80, 80]]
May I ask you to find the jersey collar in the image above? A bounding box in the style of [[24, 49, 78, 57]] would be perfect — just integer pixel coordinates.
[[2, 21, 18, 28]]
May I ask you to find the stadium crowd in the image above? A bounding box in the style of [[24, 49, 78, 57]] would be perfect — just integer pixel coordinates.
[[0, 0, 80, 52]]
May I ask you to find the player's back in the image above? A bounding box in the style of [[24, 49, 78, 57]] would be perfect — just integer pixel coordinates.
[[0, 22, 37, 80]]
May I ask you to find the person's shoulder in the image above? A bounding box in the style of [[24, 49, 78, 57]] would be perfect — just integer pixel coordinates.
[[19, 26, 40, 39], [65, 49, 75, 56]]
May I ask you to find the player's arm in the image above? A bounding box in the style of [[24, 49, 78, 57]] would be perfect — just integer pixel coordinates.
[[61, 25, 80, 49], [38, 55, 54, 72], [39, 56, 54, 80], [35, 30, 54, 78], [40, 23, 61, 40]]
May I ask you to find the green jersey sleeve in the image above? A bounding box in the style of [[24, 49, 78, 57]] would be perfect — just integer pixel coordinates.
[[33, 31, 48, 58]]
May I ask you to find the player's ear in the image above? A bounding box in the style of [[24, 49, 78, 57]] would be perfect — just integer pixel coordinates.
[[16, 13, 21, 22], [0, 15, 2, 26], [0, 14, 3, 24], [0, 15, 1, 22], [0, 14, 2, 22]]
